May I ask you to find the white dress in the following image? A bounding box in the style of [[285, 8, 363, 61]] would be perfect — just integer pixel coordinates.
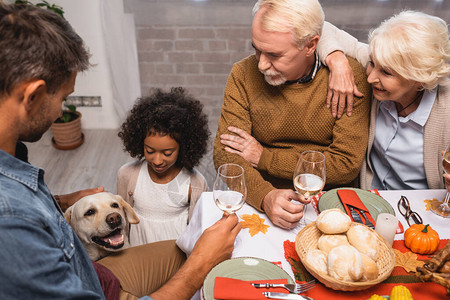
[[129, 162, 191, 246]]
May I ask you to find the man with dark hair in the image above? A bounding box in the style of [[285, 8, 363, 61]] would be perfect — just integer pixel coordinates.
[[0, 3, 240, 299]]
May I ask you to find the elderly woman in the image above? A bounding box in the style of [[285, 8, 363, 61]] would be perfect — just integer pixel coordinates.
[[319, 11, 450, 190]]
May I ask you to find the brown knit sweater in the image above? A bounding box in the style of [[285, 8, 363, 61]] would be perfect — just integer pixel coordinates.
[[214, 55, 371, 211]]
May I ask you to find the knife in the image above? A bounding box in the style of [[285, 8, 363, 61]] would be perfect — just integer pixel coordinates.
[[263, 292, 314, 299], [348, 205, 363, 224]]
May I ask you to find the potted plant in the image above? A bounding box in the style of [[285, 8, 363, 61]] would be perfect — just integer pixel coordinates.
[[50, 104, 84, 150]]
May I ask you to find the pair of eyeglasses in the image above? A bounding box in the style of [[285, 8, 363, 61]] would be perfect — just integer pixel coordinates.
[[397, 195, 423, 226]]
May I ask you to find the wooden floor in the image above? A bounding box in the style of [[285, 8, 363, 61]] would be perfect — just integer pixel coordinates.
[[25, 129, 216, 196]]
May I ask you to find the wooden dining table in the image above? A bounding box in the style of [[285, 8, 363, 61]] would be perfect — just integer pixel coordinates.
[[176, 189, 449, 300]]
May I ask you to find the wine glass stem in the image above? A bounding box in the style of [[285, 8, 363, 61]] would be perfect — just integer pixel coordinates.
[[442, 192, 450, 205], [303, 202, 308, 218], [298, 200, 309, 227]]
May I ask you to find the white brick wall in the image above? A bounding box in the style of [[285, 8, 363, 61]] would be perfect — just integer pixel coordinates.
[[135, 24, 253, 186], [137, 25, 253, 127]]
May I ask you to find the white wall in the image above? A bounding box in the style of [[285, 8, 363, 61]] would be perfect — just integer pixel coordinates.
[[55, 0, 141, 129]]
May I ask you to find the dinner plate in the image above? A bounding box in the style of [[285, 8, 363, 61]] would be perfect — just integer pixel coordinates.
[[202, 257, 294, 300], [318, 188, 395, 222]]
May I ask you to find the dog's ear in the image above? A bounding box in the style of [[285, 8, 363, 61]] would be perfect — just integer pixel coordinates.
[[64, 206, 73, 224], [116, 195, 139, 224]]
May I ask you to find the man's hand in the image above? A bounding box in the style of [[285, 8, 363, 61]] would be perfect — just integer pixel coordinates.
[[325, 51, 363, 118], [220, 126, 263, 167], [57, 186, 104, 212], [262, 189, 310, 229], [191, 213, 241, 268], [150, 214, 241, 299]]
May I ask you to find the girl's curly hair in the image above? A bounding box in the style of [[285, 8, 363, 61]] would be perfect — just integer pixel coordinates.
[[118, 87, 210, 171]]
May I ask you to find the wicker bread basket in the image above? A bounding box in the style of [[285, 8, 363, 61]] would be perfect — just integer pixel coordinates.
[[295, 222, 395, 291]]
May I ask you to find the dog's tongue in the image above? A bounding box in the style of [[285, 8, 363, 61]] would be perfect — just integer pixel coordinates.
[[103, 232, 124, 246]]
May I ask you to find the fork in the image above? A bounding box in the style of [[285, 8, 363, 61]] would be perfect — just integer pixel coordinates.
[[251, 280, 315, 294], [359, 209, 375, 229]]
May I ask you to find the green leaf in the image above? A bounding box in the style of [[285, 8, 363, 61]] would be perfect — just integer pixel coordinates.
[[52, 7, 64, 17], [65, 104, 76, 113], [61, 112, 72, 123], [16, 1, 65, 19]]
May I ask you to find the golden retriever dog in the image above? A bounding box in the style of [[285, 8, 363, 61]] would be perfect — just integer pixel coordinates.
[[65, 192, 139, 261]]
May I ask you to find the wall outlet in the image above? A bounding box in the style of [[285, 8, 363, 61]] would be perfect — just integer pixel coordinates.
[[66, 96, 102, 107]]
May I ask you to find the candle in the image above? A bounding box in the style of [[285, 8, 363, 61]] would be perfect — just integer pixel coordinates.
[[375, 213, 398, 246]]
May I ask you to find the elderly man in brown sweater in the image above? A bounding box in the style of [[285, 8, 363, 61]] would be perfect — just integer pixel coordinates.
[[214, 0, 371, 229]]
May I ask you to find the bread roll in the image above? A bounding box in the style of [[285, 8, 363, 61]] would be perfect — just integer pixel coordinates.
[[316, 208, 351, 234], [327, 245, 364, 282], [361, 254, 379, 281], [347, 224, 380, 261], [305, 249, 328, 274], [318, 234, 349, 254]]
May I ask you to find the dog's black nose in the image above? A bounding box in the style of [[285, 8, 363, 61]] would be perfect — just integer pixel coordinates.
[[106, 212, 122, 228]]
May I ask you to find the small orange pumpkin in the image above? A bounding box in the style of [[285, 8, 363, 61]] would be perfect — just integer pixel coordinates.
[[404, 224, 440, 255]]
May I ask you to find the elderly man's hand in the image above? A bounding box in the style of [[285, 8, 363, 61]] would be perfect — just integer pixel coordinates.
[[262, 189, 310, 229], [220, 126, 263, 167], [325, 51, 363, 118]]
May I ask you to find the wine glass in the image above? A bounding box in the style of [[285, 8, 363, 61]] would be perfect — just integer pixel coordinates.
[[430, 143, 450, 217], [213, 163, 247, 214], [293, 151, 326, 226]]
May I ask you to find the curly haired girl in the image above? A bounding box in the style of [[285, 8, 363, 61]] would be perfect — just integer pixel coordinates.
[[117, 87, 210, 246]]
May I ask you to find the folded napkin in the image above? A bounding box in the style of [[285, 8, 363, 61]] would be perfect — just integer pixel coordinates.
[[337, 189, 377, 226], [310, 192, 325, 215], [337, 189, 404, 234], [214, 277, 289, 300]]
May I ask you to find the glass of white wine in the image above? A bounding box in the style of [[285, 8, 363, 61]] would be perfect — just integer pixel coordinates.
[[293, 151, 326, 226], [213, 163, 247, 214], [430, 143, 450, 217]]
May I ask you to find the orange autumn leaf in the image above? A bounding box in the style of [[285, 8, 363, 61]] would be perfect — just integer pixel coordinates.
[[240, 213, 270, 237], [394, 249, 425, 273], [424, 199, 433, 211], [424, 198, 441, 211]]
